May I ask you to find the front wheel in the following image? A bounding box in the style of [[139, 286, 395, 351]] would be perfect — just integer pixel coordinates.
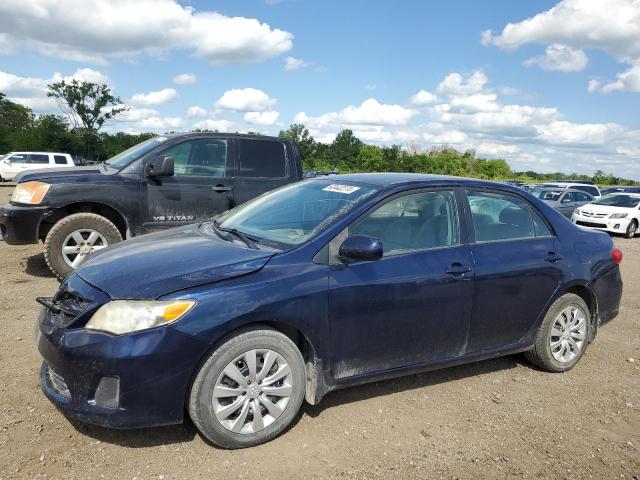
[[625, 219, 637, 239], [525, 293, 590, 372], [44, 213, 122, 280], [188, 329, 306, 449]]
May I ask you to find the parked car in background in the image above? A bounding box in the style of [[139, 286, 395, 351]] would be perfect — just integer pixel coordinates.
[[601, 186, 640, 195], [0, 152, 75, 181], [0, 133, 303, 279], [572, 193, 640, 238], [530, 187, 594, 218], [35, 174, 623, 448], [546, 182, 602, 199]]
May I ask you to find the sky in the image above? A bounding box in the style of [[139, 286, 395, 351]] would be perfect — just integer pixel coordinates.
[[0, 0, 639, 177]]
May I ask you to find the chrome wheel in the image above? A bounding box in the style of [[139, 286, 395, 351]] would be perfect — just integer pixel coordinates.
[[549, 306, 587, 363], [61, 229, 108, 268], [212, 349, 293, 435]]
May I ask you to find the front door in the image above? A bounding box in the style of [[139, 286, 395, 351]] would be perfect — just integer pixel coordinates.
[[143, 137, 235, 232], [464, 189, 564, 352], [328, 189, 474, 379]]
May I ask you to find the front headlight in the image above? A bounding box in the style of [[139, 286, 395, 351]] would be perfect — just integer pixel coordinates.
[[609, 213, 628, 219], [86, 300, 196, 335], [11, 181, 50, 204]]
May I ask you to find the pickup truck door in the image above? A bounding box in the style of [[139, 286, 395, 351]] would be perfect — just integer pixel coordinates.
[[232, 138, 297, 206], [142, 136, 236, 232], [3, 154, 28, 178]]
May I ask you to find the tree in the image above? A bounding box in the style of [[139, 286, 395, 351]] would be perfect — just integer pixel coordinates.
[[278, 123, 316, 168], [48, 80, 129, 160], [330, 129, 362, 168], [0, 92, 33, 152]]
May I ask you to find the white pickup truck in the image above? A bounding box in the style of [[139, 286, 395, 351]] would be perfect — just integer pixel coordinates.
[[0, 152, 75, 181]]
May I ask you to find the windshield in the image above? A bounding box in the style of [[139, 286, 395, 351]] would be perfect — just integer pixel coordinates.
[[211, 180, 378, 247], [593, 194, 640, 208], [532, 189, 563, 201], [105, 136, 168, 169]]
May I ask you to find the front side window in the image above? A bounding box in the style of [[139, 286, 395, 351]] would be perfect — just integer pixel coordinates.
[[574, 192, 592, 202], [348, 190, 459, 256], [238, 139, 287, 178], [8, 154, 27, 164], [468, 190, 551, 242], [28, 154, 49, 164], [160, 138, 227, 177]]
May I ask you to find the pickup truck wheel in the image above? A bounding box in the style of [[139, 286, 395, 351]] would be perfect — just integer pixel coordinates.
[[525, 293, 590, 373], [44, 213, 122, 280], [189, 329, 306, 449]]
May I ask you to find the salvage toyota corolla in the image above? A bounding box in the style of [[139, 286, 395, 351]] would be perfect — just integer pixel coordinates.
[[36, 174, 623, 448]]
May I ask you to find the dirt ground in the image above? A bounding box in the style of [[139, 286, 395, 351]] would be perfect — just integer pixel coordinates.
[[0, 185, 638, 480]]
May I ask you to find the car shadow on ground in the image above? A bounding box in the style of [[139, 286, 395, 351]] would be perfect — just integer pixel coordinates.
[[303, 355, 523, 418], [65, 355, 524, 448], [24, 253, 56, 279]]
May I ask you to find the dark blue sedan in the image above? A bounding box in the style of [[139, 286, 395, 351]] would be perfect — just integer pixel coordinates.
[[36, 174, 623, 448]]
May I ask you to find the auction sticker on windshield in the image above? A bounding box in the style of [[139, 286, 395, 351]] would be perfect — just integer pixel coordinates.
[[322, 184, 361, 194]]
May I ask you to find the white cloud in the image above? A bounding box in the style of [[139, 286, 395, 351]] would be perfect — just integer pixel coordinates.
[[341, 99, 418, 126], [138, 116, 183, 130], [0, 0, 293, 65], [449, 93, 500, 113], [64, 68, 110, 84], [173, 73, 196, 85], [215, 88, 276, 112], [409, 90, 438, 106], [437, 71, 488, 95], [483, 0, 640, 92], [244, 110, 280, 125], [424, 130, 468, 145], [523, 44, 588, 72], [130, 88, 178, 105], [186, 106, 208, 118], [284, 56, 309, 71], [476, 143, 520, 155], [192, 119, 234, 131]]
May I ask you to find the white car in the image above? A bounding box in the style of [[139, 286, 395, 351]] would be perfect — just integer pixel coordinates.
[[572, 193, 640, 238], [0, 152, 75, 181], [546, 182, 601, 199]]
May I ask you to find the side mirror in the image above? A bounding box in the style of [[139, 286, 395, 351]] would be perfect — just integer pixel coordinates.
[[338, 235, 383, 263], [145, 155, 174, 178]]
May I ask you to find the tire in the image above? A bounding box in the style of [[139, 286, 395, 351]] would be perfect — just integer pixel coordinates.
[[189, 328, 306, 449], [525, 293, 590, 372], [625, 219, 637, 239], [44, 213, 122, 280]]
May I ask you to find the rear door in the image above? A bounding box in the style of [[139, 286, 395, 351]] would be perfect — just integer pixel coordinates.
[[25, 153, 50, 172], [233, 138, 294, 207], [142, 136, 236, 232], [464, 189, 564, 352]]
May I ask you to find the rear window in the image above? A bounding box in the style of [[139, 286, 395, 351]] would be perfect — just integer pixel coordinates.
[[28, 154, 49, 164], [54, 155, 68, 165], [238, 139, 287, 178]]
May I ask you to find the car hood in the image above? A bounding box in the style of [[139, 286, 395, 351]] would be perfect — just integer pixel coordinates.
[[580, 203, 634, 215], [16, 166, 102, 183], [76, 225, 276, 299]]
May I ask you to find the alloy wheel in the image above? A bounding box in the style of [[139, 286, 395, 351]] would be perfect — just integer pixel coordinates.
[[61, 229, 109, 268], [549, 306, 587, 363]]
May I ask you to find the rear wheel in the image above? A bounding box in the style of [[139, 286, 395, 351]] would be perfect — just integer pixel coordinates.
[[189, 329, 306, 449], [44, 213, 122, 280], [525, 293, 590, 372], [625, 219, 637, 239]]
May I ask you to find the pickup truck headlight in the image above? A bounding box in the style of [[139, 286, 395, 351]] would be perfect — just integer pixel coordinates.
[[609, 213, 628, 219], [11, 181, 50, 205], [86, 300, 196, 335]]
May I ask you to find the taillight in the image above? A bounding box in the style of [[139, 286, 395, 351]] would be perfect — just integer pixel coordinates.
[[611, 247, 623, 264]]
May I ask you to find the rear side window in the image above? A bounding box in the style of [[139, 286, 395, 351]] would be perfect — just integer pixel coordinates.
[[573, 185, 599, 196], [238, 139, 287, 178], [28, 154, 49, 164], [54, 155, 68, 165], [467, 191, 551, 242]]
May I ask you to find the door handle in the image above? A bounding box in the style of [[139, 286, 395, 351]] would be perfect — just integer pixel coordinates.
[[544, 252, 563, 262], [446, 263, 472, 275], [212, 184, 231, 192]]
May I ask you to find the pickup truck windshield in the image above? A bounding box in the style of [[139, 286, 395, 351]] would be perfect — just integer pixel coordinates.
[[212, 180, 377, 247], [105, 136, 168, 169]]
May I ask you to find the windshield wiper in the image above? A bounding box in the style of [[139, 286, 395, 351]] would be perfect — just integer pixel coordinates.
[[212, 220, 259, 249]]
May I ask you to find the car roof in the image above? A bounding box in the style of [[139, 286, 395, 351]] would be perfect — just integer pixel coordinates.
[[8, 151, 69, 155], [164, 132, 283, 142], [309, 172, 511, 189]]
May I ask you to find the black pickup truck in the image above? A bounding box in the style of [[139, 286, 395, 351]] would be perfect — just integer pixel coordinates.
[[0, 132, 303, 279]]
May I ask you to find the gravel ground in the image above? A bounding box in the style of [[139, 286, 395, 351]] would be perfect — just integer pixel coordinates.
[[0, 185, 638, 480]]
